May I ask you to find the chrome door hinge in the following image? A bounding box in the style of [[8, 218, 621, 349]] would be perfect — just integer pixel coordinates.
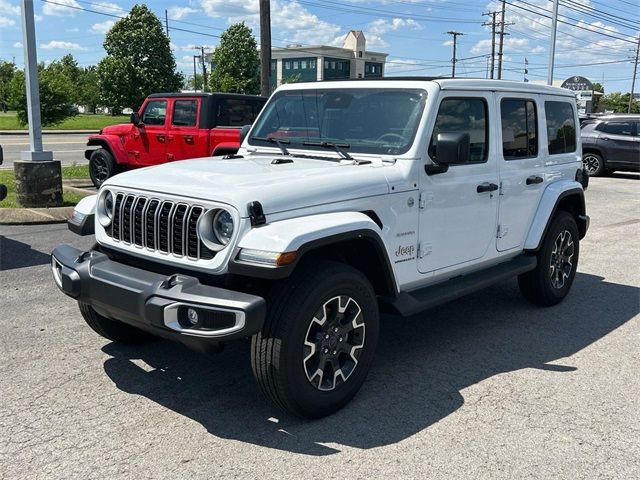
[[417, 242, 432, 258], [497, 224, 509, 238]]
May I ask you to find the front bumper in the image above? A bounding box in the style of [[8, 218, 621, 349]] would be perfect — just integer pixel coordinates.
[[51, 245, 266, 345]]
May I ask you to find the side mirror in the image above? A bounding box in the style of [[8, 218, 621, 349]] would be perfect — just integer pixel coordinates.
[[425, 132, 470, 175], [239, 124, 251, 145], [130, 112, 141, 126]]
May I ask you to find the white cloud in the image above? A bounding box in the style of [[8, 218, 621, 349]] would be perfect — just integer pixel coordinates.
[[13, 41, 21, 47], [385, 58, 419, 74], [168, 6, 198, 20], [0, 0, 19, 16], [42, 0, 80, 16], [0, 15, 14, 27], [367, 18, 421, 36], [66, 27, 80, 32], [40, 40, 87, 50], [90, 2, 124, 13], [199, 0, 341, 46], [89, 20, 114, 34]]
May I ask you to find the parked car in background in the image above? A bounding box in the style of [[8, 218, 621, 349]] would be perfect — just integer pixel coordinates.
[[85, 93, 267, 187], [581, 114, 640, 176]]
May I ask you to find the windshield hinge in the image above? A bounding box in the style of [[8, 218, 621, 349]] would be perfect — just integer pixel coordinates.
[[417, 242, 431, 258]]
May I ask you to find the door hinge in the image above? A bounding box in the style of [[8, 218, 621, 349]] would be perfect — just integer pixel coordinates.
[[418, 192, 433, 209], [497, 224, 509, 239], [417, 242, 432, 258]]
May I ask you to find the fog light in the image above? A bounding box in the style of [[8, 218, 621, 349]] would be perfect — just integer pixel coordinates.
[[187, 308, 199, 325]]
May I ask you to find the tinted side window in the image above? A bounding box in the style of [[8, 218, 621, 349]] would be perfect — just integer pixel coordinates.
[[429, 98, 488, 164], [501, 99, 538, 159], [172, 100, 198, 127], [217, 99, 256, 126], [545, 101, 576, 155], [603, 121, 633, 136], [142, 100, 167, 126]]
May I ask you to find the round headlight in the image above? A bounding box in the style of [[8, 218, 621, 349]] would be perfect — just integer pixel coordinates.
[[98, 190, 114, 227], [213, 210, 234, 245]]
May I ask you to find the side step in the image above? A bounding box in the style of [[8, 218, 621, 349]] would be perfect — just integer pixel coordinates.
[[386, 255, 537, 317]]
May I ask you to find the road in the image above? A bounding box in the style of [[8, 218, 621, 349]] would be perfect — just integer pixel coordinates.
[[0, 175, 638, 479], [0, 133, 88, 168]]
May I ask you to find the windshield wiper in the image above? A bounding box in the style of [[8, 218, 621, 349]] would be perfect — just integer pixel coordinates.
[[250, 136, 290, 156], [303, 141, 353, 160]]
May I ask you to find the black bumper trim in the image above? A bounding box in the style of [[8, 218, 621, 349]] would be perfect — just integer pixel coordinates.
[[67, 213, 95, 236], [51, 244, 266, 342]]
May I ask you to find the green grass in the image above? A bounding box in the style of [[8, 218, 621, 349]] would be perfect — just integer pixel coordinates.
[[0, 111, 129, 131], [0, 164, 90, 208]]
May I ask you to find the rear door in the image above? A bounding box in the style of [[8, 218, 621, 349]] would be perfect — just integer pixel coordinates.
[[167, 97, 210, 161], [496, 95, 545, 252], [598, 120, 636, 166], [126, 98, 168, 166]]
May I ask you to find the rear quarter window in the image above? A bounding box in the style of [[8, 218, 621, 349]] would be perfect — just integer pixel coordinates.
[[545, 101, 576, 155]]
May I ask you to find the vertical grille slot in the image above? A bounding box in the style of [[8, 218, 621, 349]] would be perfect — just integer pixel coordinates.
[[158, 202, 174, 253], [145, 200, 160, 249], [172, 204, 188, 256], [121, 195, 135, 243], [111, 193, 124, 240], [133, 197, 147, 246], [187, 207, 203, 258]]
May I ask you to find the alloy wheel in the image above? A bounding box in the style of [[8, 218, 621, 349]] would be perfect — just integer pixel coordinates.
[[582, 155, 601, 176], [549, 230, 574, 289], [92, 155, 109, 183], [303, 295, 365, 391]]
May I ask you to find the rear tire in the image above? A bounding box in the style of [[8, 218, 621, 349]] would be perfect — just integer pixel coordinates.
[[89, 148, 117, 188], [79, 302, 156, 345], [251, 260, 379, 418], [518, 211, 579, 306], [582, 153, 604, 177]]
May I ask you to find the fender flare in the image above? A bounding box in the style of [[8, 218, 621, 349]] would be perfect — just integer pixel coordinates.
[[524, 181, 587, 251], [85, 136, 126, 163], [228, 211, 398, 294]]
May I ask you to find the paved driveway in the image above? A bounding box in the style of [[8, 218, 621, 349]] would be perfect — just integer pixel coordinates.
[[0, 134, 88, 167], [0, 175, 638, 479]]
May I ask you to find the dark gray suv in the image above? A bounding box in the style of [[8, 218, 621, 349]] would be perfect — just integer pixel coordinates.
[[581, 115, 640, 176]]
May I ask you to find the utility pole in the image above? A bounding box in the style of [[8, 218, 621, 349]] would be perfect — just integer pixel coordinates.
[[200, 46, 208, 93], [15, 0, 61, 208], [164, 9, 169, 36], [193, 55, 198, 92], [547, 0, 559, 85], [496, 0, 513, 79], [483, 12, 497, 79], [447, 31, 464, 78], [259, 0, 272, 96], [629, 35, 639, 113]]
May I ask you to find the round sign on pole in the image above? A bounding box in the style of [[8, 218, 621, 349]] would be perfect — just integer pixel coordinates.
[[561, 76, 593, 91]]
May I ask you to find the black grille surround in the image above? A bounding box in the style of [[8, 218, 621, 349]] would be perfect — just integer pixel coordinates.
[[106, 193, 215, 261]]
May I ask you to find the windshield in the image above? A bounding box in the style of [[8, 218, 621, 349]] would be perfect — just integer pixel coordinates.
[[249, 88, 427, 156]]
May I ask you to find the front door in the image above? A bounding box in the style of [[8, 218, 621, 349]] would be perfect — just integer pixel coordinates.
[[168, 98, 209, 161], [598, 120, 636, 166], [496, 95, 546, 251], [418, 93, 499, 274], [125, 98, 168, 166]]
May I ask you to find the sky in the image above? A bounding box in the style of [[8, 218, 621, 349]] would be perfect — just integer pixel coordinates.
[[0, 0, 638, 93]]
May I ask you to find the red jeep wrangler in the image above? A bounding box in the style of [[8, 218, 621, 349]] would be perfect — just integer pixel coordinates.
[[85, 93, 266, 187]]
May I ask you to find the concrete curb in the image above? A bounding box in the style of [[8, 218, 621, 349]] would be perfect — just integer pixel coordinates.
[[0, 130, 96, 135]]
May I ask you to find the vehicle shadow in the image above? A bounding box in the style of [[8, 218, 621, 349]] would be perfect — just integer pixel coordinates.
[[102, 272, 639, 456], [0, 236, 52, 271], [608, 172, 639, 181]]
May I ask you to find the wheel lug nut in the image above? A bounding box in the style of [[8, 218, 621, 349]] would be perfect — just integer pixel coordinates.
[[323, 348, 329, 354], [333, 327, 339, 333], [332, 350, 337, 355], [338, 336, 343, 342]]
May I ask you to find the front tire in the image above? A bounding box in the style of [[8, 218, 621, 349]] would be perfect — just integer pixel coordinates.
[[251, 261, 379, 418], [79, 302, 156, 345], [89, 148, 117, 188], [518, 211, 579, 306], [582, 152, 604, 177]]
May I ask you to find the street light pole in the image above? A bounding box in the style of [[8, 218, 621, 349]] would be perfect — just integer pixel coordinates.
[[15, 0, 61, 207], [629, 35, 639, 113], [547, 0, 559, 86]]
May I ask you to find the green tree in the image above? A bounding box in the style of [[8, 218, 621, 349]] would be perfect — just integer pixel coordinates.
[[184, 73, 204, 91], [0, 60, 16, 110], [8, 63, 77, 126], [600, 92, 640, 114], [78, 66, 101, 113], [96, 4, 183, 112], [210, 23, 260, 94]]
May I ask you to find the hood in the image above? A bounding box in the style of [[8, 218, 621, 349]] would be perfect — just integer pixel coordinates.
[[98, 123, 135, 136], [105, 155, 394, 216]]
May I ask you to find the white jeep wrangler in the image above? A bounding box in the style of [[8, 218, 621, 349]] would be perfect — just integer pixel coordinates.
[[52, 78, 589, 418]]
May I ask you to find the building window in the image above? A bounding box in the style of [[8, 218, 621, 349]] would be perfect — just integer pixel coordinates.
[[358, 51, 363, 58], [293, 61, 298, 69], [284, 61, 291, 69], [324, 60, 329, 69], [301, 60, 306, 69], [310, 61, 316, 69], [338, 63, 342, 70], [331, 61, 336, 69]]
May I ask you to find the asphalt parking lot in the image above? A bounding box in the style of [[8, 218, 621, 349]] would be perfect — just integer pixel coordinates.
[[1, 175, 638, 479]]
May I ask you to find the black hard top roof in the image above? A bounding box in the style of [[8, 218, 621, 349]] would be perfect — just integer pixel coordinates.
[[147, 92, 267, 99]]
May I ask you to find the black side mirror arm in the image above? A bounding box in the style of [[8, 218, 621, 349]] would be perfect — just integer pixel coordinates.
[[424, 163, 449, 175]]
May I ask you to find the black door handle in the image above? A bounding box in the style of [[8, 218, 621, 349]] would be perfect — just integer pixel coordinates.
[[526, 175, 544, 185], [477, 182, 499, 193]]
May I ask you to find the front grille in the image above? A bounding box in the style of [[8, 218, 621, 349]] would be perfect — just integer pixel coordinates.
[[107, 193, 215, 260]]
